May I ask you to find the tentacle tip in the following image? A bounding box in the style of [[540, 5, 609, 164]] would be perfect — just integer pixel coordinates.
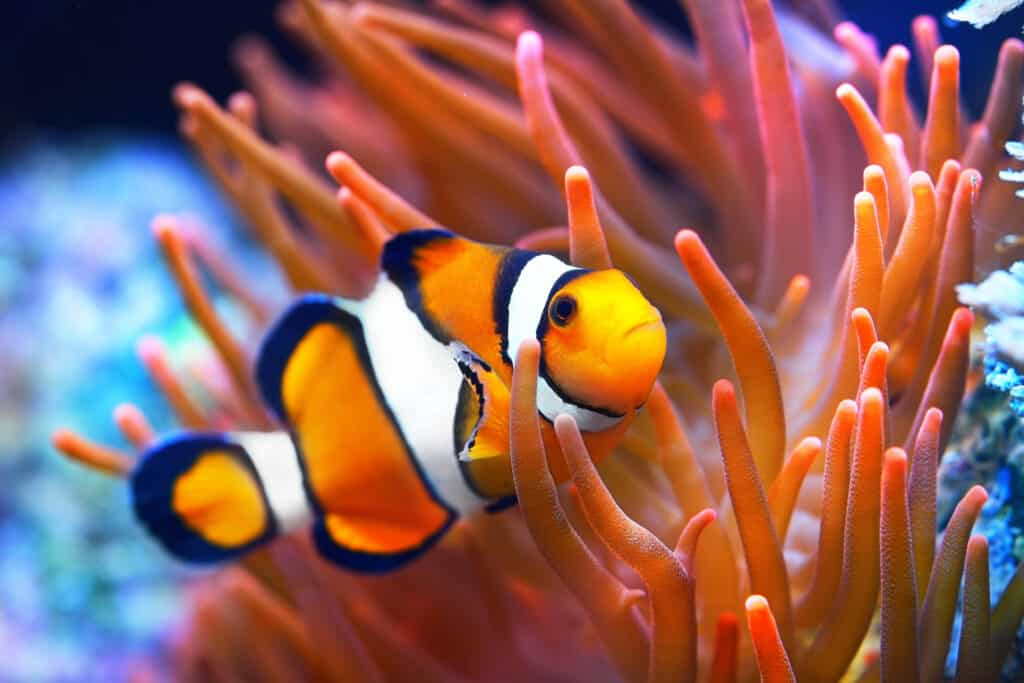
[[553, 412, 577, 432], [935, 44, 960, 66], [348, 1, 372, 24], [883, 132, 905, 152], [833, 21, 856, 41], [952, 307, 975, 331], [517, 29, 541, 47], [516, 29, 542, 57], [924, 406, 944, 427], [1004, 37, 1024, 55], [861, 386, 884, 405], [112, 403, 138, 424], [854, 190, 875, 207], [835, 82, 856, 100], [564, 165, 589, 182], [966, 484, 990, 506], [745, 594, 770, 612], [864, 164, 885, 179], [171, 82, 205, 110], [801, 436, 823, 451], [941, 159, 962, 174], [967, 534, 989, 554], [908, 170, 934, 190], [673, 228, 702, 254], [227, 90, 256, 115], [136, 335, 165, 364], [325, 150, 353, 178], [912, 14, 938, 32], [712, 378, 736, 400], [51, 428, 73, 452], [150, 214, 179, 240], [886, 44, 910, 62], [884, 447, 908, 468]]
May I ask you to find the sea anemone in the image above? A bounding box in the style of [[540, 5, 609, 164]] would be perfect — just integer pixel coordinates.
[[51, 0, 1024, 680]]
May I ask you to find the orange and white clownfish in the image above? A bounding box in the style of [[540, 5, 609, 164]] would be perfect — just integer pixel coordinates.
[[131, 229, 666, 572]]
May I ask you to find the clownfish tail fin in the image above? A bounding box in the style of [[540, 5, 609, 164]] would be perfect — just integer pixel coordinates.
[[130, 431, 311, 564]]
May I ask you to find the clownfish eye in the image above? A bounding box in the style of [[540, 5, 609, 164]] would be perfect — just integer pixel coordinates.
[[549, 294, 577, 327]]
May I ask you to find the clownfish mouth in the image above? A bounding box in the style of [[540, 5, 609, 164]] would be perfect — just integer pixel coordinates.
[[623, 318, 664, 338]]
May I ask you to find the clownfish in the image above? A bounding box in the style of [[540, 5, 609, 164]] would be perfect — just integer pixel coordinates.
[[131, 229, 666, 572]]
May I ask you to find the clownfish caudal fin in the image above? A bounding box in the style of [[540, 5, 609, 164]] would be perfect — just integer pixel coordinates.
[[130, 431, 311, 564], [452, 344, 515, 502]]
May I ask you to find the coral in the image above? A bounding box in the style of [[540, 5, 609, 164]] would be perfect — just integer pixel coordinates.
[[51, 1, 1024, 681]]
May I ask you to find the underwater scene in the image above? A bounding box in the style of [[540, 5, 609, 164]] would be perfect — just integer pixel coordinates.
[[6, 0, 1024, 681]]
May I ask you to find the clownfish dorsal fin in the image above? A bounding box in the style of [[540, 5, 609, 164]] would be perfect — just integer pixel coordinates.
[[380, 229, 465, 293], [452, 344, 515, 500]]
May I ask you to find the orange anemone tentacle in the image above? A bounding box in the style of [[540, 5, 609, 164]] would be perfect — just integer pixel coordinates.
[[745, 595, 796, 683], [113, 403, 156, 451], [509, 340, 648, 683], [907, 407, 942, 605], [326, 151, 438, 232], [712, 380, 793, 649], [879, 171, 936, 339], [677, 230, 786, 486], [740, 0, 814, 304], [709, 612, 739, 683], [153, 216, 269, 428], [879, 448, 920, 683], [767, 437, 821, 543], [992, 558, 1024, 672], [555, 414, 704, 683], [900, 308, 973, 455], [795, 399, 857, 628], [52, 429, 132, 477], [920, 45, 961, 178], [565, 166, 613, 270], [136, 336, 210, 430], [918, 485, 988, 683], [879, 45, 921, 163], [956, 535, 992, 683], [800, 388, 885, 680]]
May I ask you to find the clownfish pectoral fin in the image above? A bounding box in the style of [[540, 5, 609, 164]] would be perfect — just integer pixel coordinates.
[[130, 431, 310, 564], [452, 344, 515, 501], [452, 344, 510, 462]]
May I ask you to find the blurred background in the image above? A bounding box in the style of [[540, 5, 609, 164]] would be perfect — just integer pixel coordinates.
[[0, 1, 1019, 680]]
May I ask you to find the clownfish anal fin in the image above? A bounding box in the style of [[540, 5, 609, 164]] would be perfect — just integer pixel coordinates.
[[452, 344, 515, 499], [130, 432, 281, 564], [311, 511, 455, 573]]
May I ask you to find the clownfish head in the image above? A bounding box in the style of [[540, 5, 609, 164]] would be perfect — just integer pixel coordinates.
[[536, 269, 666, 427]]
